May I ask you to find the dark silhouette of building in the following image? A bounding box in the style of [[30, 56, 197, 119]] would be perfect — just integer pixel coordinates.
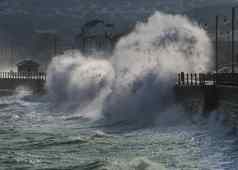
[[74, 20, 115, 55], [74, 20, 136, 55], [17, 59, 40, 73]]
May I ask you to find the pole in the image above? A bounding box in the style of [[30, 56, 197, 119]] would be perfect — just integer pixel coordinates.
[[232, 7, 235, 73], [53, 35, 57, 56], [216, 15, 219, 74], [72, 39, 75, 57]]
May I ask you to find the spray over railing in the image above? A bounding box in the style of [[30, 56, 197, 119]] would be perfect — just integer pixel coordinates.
[[0, 72, 46, 81]]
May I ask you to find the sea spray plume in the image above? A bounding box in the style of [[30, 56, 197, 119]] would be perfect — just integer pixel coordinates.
[[102, 12, 213, 125], [46, 12, 213, 125], [46, 50, 114, 119]]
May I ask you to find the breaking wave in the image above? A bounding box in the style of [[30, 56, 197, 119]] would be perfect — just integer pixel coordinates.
[[46, 12, 213, 125]]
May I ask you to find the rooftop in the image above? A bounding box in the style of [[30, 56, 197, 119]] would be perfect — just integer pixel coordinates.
[[16, 59, 40, 67]]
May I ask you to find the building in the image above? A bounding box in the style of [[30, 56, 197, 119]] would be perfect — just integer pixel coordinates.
[[17, 59, 40, 73], [74, 20, 136, 55], [74, 20, 114, 55]]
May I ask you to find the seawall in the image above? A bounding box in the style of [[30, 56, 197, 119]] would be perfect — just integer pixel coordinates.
[[0, 79, 46, 92], [175, 85, 238, 131]]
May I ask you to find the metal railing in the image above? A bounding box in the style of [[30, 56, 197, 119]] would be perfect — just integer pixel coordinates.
[[0, 72, 46, 81], [177, 72, 214, 87], [216, 73, 238, 85], [177, 72, 238, 87]]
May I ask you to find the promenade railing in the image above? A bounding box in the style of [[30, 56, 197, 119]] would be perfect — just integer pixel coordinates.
[[177, 72, 238, 87], [0, 72, 47, 81], [177, 72, 214, 87]]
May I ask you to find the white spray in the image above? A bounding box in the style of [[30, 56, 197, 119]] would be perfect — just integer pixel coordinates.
[[46, 12, 213, 124], [47, 51, 114, 119]]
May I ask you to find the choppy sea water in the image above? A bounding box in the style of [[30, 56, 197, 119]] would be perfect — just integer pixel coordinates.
[[0, 89, 238, 170]]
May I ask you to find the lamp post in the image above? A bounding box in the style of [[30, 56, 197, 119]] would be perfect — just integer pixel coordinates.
[[232, 6, 238, 73], [199, 19, 219, 73], [213, 16, 230, 74], [216, 15, 219, 74]]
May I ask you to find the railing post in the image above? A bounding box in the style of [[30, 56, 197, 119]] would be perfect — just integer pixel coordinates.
[[186, 73, 189, 85], [195, 73, 197, 85], [214, 73, 217, 85], [199, 73, 201, 86], [203, 74, 205, 85], [178, 73, 181, 86], [181, 72, 184, 85]]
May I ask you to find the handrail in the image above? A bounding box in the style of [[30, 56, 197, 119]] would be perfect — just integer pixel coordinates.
[[177, 72, 238, 87], [0, 72, 47, 81], [177, 72, 214, 87]]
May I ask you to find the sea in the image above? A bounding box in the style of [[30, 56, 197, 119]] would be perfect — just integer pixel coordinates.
[[0, 11, 236, 170], [0, 89, 238, 170]]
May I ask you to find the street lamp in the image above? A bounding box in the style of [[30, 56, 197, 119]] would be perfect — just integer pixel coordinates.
[[215, 16, 230, 74], [198, 19, 219, 73], [216, 16, 218, 73], [232, 6, 238, 73]]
